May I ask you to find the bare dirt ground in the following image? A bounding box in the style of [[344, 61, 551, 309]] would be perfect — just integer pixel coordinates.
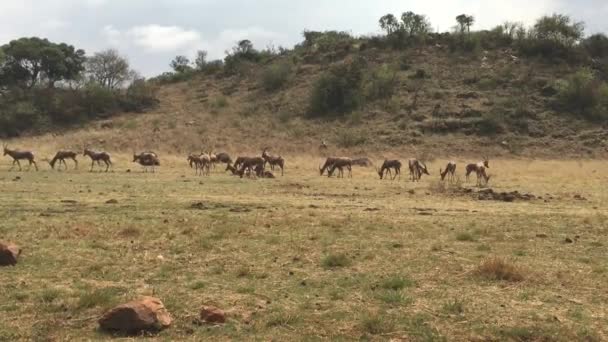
[[0, 155, 606, 341]]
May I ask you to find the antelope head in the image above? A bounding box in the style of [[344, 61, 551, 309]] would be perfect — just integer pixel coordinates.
[[483, 157, 490, 168]]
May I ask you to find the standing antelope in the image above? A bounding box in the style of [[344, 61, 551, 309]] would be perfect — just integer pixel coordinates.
[[465, 158, 489, 182], [408, 159, 429, 182], [49, 150, 78, 170], [83, 148, 112, 172], [377, 160, 402, 180], [133, 152, 160, 172], [262, 148, 285, 176], [440, 161, 457, 182], [325, 158, 353, 178], [3, 145, 38, 171]]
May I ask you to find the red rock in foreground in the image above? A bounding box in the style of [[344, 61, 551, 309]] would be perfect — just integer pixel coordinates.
[[98, 296, 172, 334], [0, 243, 20, 266]]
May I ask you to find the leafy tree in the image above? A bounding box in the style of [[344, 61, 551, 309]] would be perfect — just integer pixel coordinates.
[[86, 49, 131, 89], [194, 50, 208, 70], [379, 14, 400, 35], [401, 11, 432, 37], [532, 14, 584, 46], [456, 14, 475, 34], [583, 34, 608, 58], [0, 37, 85, 88], [170, 55, 192, 73]]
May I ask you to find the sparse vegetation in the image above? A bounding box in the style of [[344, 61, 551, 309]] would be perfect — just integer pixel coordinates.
[[475, 257, 524, 282], [261, 62, 292, 92]]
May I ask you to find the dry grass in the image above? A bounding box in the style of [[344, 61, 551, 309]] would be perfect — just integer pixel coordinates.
[[475, 257, 525, 282], [0, 155, 607, 341]]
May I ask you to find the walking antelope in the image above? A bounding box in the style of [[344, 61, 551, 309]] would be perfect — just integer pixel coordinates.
[[408, 159, 429, 182], [325, 158, 353, 178], [49, 150, 78, 170], [377, 160, 402, 180], [133, 152, 160, 172], [262, 148, 285, 176], [440, 161, 457, 182], [3, 145, 38, 171], [83, 148, 112, 172], [465, 158, 489, 182]]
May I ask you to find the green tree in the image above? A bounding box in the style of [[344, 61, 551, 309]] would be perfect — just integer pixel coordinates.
[[194, 50, 208, 70], [401, 11, 432, 37], [0, 37, 85, 88], [379, 14, 400, 35], [532, 14, 584, 46], [456, 14, 475, 34], [170, 55, 192, 73], [86, 49, 131, 89]]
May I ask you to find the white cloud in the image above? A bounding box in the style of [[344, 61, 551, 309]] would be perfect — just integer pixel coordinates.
[[41, 19, 70, 31], [127, 25, 202, 52]]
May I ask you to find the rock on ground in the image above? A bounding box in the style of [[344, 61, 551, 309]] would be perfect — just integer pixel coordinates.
[[0, 243, 20, 266], [98, 296, 172, 335], [200, 306, 226, 324]]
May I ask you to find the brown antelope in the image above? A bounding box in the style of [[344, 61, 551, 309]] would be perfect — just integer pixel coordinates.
[[440, 161, 457, 182], [133, 152, 160, 172], [352, 157, 374, 167], [254, 164, 275, 179], [408, 159, 429, 182], [189, 153, 211, 176], [326, 158, 353, 178], [319, 140, 328, 150], [215, 152, 232, 165], [237, 157, 265, 178], [83, 148, 112, 172], [262, 148, 285, 176], [377, 160, 402, 180], [319, 157, 351, 177], [3, 145, 38, 171], [49, 150, 78, 170], [465, 158, 489, 182], [225, 163, 240, 176]]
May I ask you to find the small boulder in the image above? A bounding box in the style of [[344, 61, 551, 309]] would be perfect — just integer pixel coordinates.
[[200, 306, 226, 324], [0, 243, 21, 266], [99, 296, 172, 335]]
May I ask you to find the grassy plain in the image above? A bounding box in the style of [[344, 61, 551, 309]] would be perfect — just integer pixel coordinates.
[[0, 155, 606, 341]]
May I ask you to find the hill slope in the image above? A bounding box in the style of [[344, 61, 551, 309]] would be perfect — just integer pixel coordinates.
[[7, 45, 608, 159]]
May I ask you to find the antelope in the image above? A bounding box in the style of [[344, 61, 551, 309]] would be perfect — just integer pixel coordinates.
[[83, 148, 112, 172], [319, 140, 328, 150], [215, 152, 232, 165], [48, 150, 78, 170], [133, 152, 160, 172], [3, 145, 38, 171], [209, 152, 218, 170], [326, 158, 353, 178], [190, 153, 211, 176], [319, 157, 351, 177], [254, 164, 275, 179], [465, 158, 489, 182], [237, 157, 265, 178], [408, 159, 429, 182], [352, 157, 374, 167], [377, 160, 402, 180], [440, 161, 457, 182], [262, 148, 285, 176], [225, 163, 241, 176]]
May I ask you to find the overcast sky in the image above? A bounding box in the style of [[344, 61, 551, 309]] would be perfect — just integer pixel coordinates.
[[1, 0, 606, 77]]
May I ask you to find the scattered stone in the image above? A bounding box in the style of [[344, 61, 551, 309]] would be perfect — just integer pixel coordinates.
[[200, 306, 226, 324], [476, 188, 536, 202], [536, 233, 548, 238], [190, 202, 210, 210], [126, 169, 131, 173], [229, 207, 251, 213], [13, 176, 21, 181], [0, 243, 20, 266], [106, 199, 118, 204], [407, 189, 415, 195], [99, 297, 172, 335], [457, 92, 480, 99], [308, 204, 320, 209], [564, 238, 574, 244], [364, 208, 380, 212], [573, 194, 587, 201], [61, 200, 78, 204]]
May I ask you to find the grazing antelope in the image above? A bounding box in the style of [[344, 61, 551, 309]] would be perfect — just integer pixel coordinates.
[[225, 163, 240, 176], [262, 148, 285, 176], [377, 160, 402, 180], [237, 157, 265, 178], [408, 159, 429, 182], [326, 158, 353, 178], [49, 150, 78, 170], [83, 148, 112, 172], [440, 161, 457, 182], [3, 145, 38, 171], [319, 157, 351, 177], [465, 158, 489, 182], [133, 152, 160, 172]]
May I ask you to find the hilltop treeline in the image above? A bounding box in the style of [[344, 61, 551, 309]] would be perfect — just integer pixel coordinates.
[[0, 38, 157, 137], [161, 12, 608, 124]]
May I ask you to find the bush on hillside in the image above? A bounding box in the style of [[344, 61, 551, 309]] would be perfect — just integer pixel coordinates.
[[307, 59, 365, 118], [365, 64, 399, 101], [261, 62, 292, 92], [555, 68, 608, 121]]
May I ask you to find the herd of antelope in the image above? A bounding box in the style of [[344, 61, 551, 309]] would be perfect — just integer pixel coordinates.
[[1, 144, 491, 185]]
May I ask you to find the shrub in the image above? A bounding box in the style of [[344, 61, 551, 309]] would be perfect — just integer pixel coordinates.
[[122, 79, 159, 112], [583, 34, 608, 58], [365, 64, 399, 101], [555, 68, 608, 121], [307, 60, 364, 117], [475, 257, 524, 282], [261, 62, 292, 92], [335, 130, 367, 148], [476, 111, 505, 135], [321, 253, 350, 269]]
